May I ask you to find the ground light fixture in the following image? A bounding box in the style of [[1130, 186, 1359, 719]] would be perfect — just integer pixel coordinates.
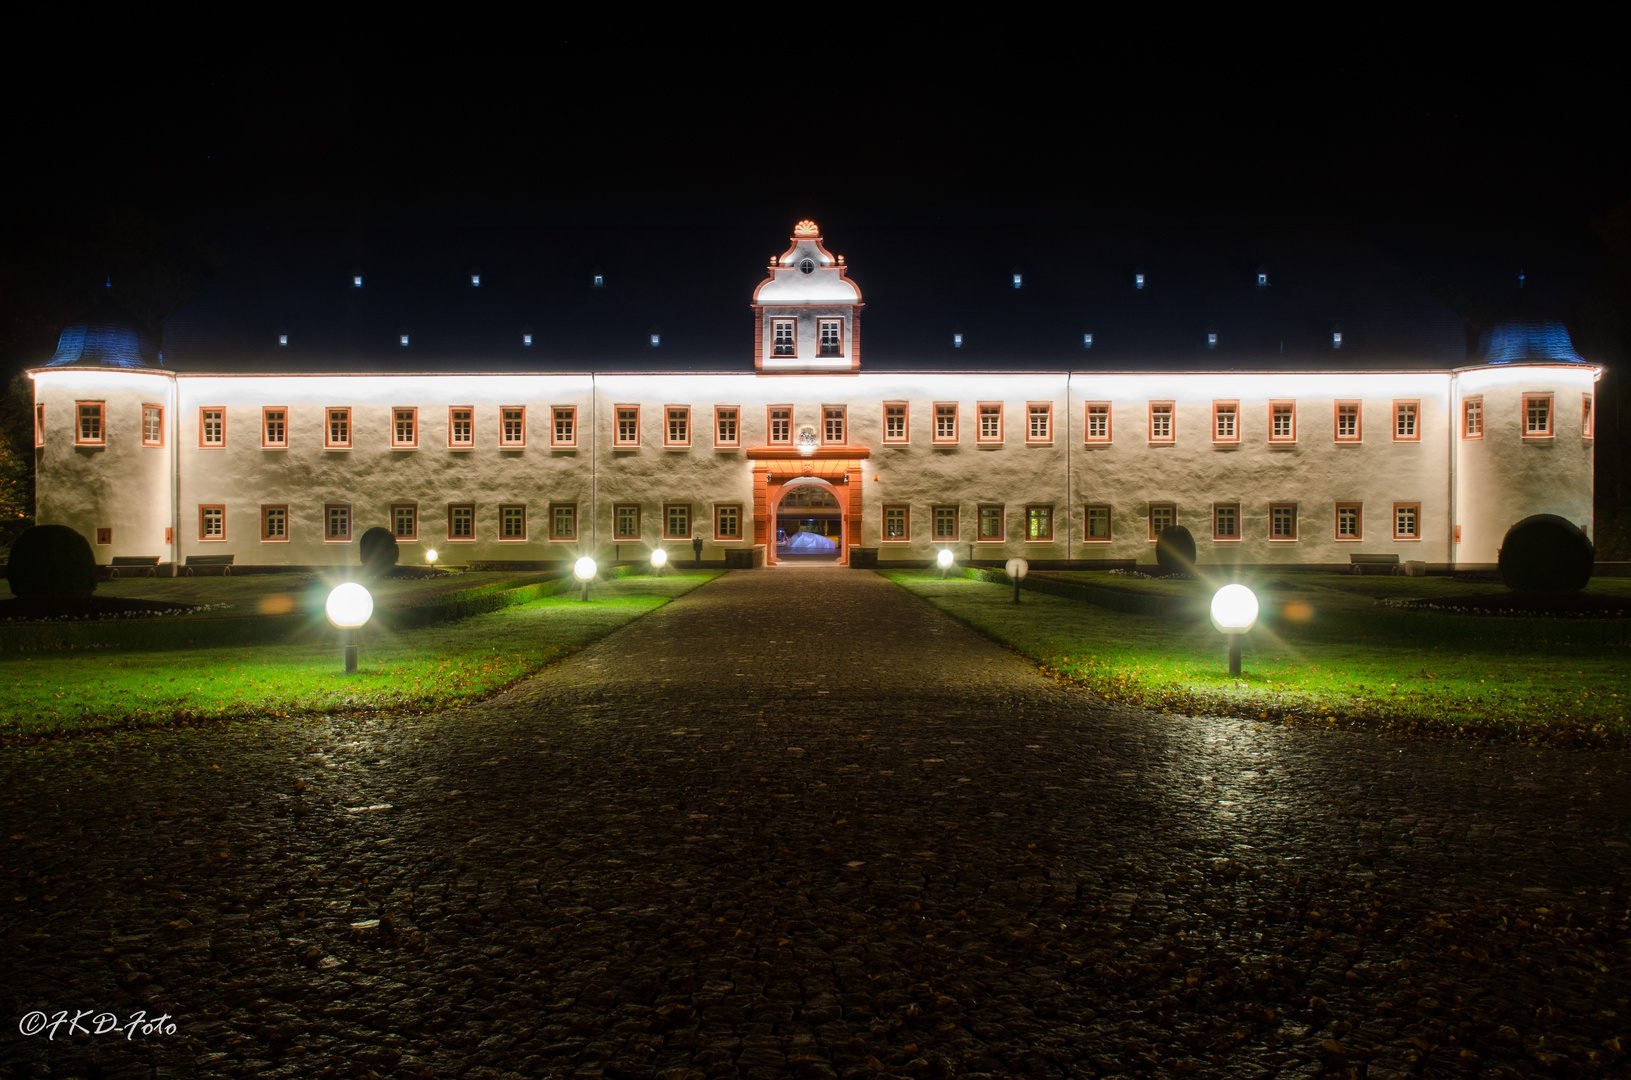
[[425, 548, 438, 566], [1210, 583, 1260, 677], [574, 556, 597, 601], [649, 547, 667, 576], [325, 582, 374, 674], [937, 548, 954, 578], [1005, 557, 1028, 603]]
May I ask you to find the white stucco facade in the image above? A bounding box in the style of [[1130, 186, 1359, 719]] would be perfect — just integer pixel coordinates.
[[30, 222, 1600, 572]]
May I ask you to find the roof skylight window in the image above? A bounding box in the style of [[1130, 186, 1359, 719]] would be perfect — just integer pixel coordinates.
[[953, 333, 964, 348], [650, 333, 660, 347], [471, 273, 481, 286], [1333, 331, 1343, 348], [353, 274, 363, 287], [1207, 333, 1218, 348], [400, 334, 410, 346], [1257, 272, 1267, 286], [1135, 273, 1145, 289], [523, 333, 533, 346], [593, 273, 605, 287], [1083, 333, 1093, 348], [278, 334, 288, 346], [1012, 272, 1023, 288]]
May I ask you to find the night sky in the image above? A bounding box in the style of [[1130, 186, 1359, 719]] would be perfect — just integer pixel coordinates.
[[5, 31, 1627, 371]]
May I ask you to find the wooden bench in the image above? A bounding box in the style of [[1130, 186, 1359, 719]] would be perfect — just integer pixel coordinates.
[[1349, 553, 1400, 576], [107, 556, 161, 579], [183, 554, 235, 577]]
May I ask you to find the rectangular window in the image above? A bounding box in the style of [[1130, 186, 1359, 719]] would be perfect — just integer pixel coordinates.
[[1026, 506, 1053, 542], [142, 405, 164, 446], [263, 407, 287, 448], [1027, 403, 1052, 442], [665, 406, 690, 447], [550, 504, 577, 541], [449, 407, 474, 447], [1335, 401, 1361, 442], [883, 506, 909, 540], [715, 407, 739, 447], [393, 407, 417, 448], [76, 401, 104, 444], [1463, 396, 1483, 439], [552, 407, 576, 447], [1394, 502, 1420, 540], [978, 403, 1002, 443], [501, 505, 527, 540], [325, 504, 351, 542], [1084, 402, 1111, 443], [1084, 504, 1111, 541], [818, 319, 842, 357], [1523, 393, 1553, 437], [264, 505, 293, 541], [1149, 402, 1174, 442], [1270, 402, 1296, 442], [615, 406, 640, 446], [978, 505, 1004, 541], [1336, 502, 1362, 540], [392, 504, 417, 540], [934, 403, 958, 442], [326, 407, 351, 448], [884, 403, 908, 442], [664, 503, 691, 539], [823, 406, 846, 445], [1584, 393, 1594, 438], [34, 404, 43, 447], [200, 408, 225, 447], [449, 504, 475, 540], [1213, 401, 1238, 442], [614, 504, 641, 540], [96, 528, 112, 545], [1213, 503, 1239, 540], [1269, 503, 1298, 540], [772, 319, 795, 356], [715, 504, 742, 540], [1148, 503, 1176, 540], [769, 407, 791, 444], [199, 505, 225, 541], [933, 506, 958, 540], [500, 407, 526, 446], [1393, 400, 1419, 441]]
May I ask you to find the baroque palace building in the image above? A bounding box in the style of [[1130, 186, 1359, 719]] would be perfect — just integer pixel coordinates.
[[30, 220, 1599, 571]]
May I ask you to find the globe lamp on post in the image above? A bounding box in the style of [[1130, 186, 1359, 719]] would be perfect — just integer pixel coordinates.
[[1005, 557, 1028, 603], [325, 582, 374, 674], [936, 548, 954, 579], [425, 548, 438, 568], [649, 547, 667, 577], [573, 556, 597, 601], [1210, 584, 1260, 677]]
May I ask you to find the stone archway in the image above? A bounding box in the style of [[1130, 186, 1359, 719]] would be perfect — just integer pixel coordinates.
[[773, 478, 845, 563], [752, 456, 866, 567]]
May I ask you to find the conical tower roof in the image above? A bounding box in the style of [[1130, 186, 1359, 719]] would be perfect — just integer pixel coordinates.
[[44, 290, 161, 368]]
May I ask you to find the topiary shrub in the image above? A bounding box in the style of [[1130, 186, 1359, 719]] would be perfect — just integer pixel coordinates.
[[1155, 525, 1196, 574], [1498, 514, 1594, 593], [359, 527, 399, 579], [6, 524, 97, 600]]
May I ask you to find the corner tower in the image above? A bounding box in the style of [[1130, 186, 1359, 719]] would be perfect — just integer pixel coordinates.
[[752, 220, 863, 373]]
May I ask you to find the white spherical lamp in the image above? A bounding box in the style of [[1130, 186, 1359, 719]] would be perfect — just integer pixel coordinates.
[[650, 548, 668, 569], [425, 548, 438, 566], [936, 548, 955, 568], [573, 556, 597, 581], [1005, 557, 1029, 603], [1210, 583, 1259, 677], [325, 582, 374, 629]]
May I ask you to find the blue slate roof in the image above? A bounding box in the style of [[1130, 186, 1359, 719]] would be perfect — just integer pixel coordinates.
[[45, 295, 161, 368], [1475, 318, 1587, 364], [151, 221, 1478, 373]]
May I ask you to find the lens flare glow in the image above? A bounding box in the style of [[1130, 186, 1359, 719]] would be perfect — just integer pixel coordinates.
[[325, 583, 374, 629], [1210, 584, 1259, 634], [425, 549, 438, 565], [936, 549, 954, 568], [650, 548, 668, 568], [574, 557, 598, 581]]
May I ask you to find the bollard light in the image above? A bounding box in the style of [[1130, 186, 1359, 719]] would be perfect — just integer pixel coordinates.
[[1005, 557, 1028, 603], [425, 548, 438, 566], [1210, 583, 1260, 677], [650, 547, 667, 576], [936, 548, 954, 579], [574, 556, 597, 601], [325, 582, 374, 674]]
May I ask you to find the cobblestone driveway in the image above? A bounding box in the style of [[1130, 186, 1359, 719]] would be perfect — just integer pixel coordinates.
[[4, 567, 1630, 1080]]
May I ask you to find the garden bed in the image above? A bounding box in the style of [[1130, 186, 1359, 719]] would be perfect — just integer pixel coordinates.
[[1383, 592, 1631, 618]]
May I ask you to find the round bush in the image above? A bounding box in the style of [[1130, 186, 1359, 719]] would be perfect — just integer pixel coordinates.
[[6, 524, 97, 600], [1155, 525, 1196, 573], [1498, 514, 1593, 593], [359, 527, 399, 578]]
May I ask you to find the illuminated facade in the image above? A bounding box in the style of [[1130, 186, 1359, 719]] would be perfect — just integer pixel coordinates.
[[31, 222, 1600, 571]]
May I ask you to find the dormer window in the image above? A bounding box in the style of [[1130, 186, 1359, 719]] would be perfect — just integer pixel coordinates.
[[1207, 333, 1218, 348], [650, 332, 660, 347], [772, 319, 795, 355], [593, 273, 605, 287], [1083, 333, 1093, 348], [400, 333, 410, 346], [1012, 272, 1023, 288], [1135, 273, 1145, 289], [953, 332, 964, 348], [818, 320, 841, 357], [471, 272, 481, 286], [278, 334, 288, 346], [1257, 272, 1268, 286], [799, 258, 815, 275], [523, 333, 533, 346], [352, 274, 363, 287], [1332, 331, 1343, 348]]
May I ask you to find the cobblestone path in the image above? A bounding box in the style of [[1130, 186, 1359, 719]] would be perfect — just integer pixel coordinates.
[[4, 567, 1631, 1080]]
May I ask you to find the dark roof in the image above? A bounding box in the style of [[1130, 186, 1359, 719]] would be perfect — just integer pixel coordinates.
[[45, 291, 161, 369], [152, 220, 1474, 373]]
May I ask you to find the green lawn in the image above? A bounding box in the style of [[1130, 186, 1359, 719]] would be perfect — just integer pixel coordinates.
[[885, 571, 1631, 747], [0, 572, 719, 736]]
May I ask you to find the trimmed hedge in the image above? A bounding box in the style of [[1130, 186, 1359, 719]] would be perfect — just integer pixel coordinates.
[[1498, 515, 1594, 593], [7, 525, 97, 600], [968, 567, 1200, 617]]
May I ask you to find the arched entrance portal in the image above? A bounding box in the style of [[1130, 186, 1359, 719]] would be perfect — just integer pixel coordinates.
[[774, 479, 843, 562], [752, 456, 865, 566]]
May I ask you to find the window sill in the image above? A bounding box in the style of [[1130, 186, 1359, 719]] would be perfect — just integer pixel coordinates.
[[1268, 441, 1298, 448], [259, 538, 291, 543], [1522, 434, 1555, 440]]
